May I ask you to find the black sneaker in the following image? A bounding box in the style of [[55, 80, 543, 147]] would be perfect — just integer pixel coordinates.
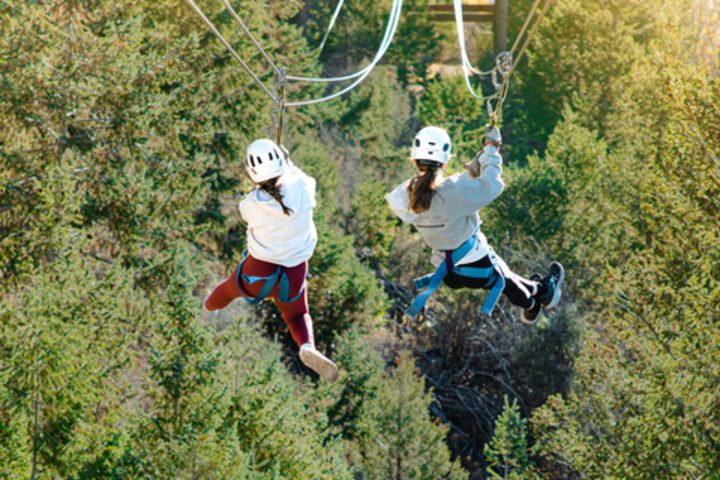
[[520, 299, 541, 324], [520, 273, 543, 324], [537, 262, 565, 309]]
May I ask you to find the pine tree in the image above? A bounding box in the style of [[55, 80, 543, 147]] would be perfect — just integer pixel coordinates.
[[359, 352, 467, 480], [313, 328, 384, 457], [220, 321, 352, 480], [0, 155, 147, 478], [124, 243, 249, 479], [484, 396, 539, 479]]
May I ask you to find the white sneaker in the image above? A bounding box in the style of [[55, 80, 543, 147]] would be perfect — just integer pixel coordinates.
[[299, 344, 340, 383]]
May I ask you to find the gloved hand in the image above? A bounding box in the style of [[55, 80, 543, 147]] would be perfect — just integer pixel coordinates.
[[483, 125, 502, 147]]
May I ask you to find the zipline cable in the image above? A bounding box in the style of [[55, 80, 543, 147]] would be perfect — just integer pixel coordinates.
[[488, 0, 554, 125], [453, 0, 496, 79], [220, 0, 399, 101], [286, 0, 402, 84], [285, 0, 402, 107], [510, 0, 544, 55], [452, 0, 553, 124], [453, 0, 490, 99], [221, 0, 281, 75], [183, 0, 279, 104], [317, 0, 345, 54], [510, 0, 554, 71], [186, 0, 400, 108]]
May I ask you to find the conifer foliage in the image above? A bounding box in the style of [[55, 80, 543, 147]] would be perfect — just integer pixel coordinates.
[[1, 0, 718, 478]]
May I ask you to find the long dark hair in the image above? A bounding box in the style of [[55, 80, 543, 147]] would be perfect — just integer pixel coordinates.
[[408, 160, 442, 213], [259, 177, 293, 216]]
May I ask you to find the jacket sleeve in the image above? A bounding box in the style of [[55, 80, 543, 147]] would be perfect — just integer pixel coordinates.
[[452, 145, 505, 214], [385, 181, 417, 224]]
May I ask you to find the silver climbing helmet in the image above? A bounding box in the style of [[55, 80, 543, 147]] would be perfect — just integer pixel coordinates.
[[411, 126, 452, 164], [245, 138, 285, 183]]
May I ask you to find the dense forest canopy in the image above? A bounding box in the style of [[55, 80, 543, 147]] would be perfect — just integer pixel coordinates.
[[1, 0, 718, 478]]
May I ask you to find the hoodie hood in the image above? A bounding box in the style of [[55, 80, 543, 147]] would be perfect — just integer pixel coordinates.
[[249, 171, 316, 219]]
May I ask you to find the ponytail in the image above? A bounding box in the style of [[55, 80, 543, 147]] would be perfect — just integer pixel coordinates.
[[259, 177, 293, 216], [408, 161, 441, 213]]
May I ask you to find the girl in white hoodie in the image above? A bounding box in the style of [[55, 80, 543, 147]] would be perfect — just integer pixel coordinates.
[[386, 126, 564, 323], [203, 139, 339, 382]]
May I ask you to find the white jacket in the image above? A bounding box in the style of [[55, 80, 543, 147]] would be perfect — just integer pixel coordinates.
[[386, 145, 504, 266], [239, 160, 318, 267]]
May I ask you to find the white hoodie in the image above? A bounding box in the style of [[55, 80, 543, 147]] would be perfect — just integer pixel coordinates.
[[239, 160, 318, 267], [386, 145, 504, 267]]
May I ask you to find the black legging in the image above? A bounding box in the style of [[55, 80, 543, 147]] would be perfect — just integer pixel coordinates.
[[443, 255, 544, 309]]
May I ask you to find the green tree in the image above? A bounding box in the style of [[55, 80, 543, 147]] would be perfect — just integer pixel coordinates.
[[347, 176, 397, 265], [305, 213, 389, 345], [123, 244, 247, 479], [313, 327, 385, 463], [531, 65, 720, 480], [484, 397, 539, 480], [0, 157, 146, 478], [220, 321, 352, 480], [359, 352, 467, 480]]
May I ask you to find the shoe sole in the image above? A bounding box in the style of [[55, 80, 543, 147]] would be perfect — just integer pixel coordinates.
[[299, 348, 340, 383], [520, 310, 540, 325], [546, 263, 565, 309]]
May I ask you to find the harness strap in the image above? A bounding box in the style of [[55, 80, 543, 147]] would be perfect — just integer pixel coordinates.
[[405, 235, 506, 319], [278, 271, 305, 304], [454, 264, 506, 316], [405, 232, 477, 318], [235, 251, 306, 305]]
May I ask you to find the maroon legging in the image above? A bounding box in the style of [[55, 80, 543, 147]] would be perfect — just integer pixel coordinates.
[[204, 255, 313, 347]]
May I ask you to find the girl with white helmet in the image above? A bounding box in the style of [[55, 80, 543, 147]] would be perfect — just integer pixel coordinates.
[[203, 139, 339, 382], [386, 126, 564, 323]]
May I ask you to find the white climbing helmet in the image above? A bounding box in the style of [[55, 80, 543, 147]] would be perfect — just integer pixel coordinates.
[[246, 138, 285, 183], [411, 126, 452, 164]]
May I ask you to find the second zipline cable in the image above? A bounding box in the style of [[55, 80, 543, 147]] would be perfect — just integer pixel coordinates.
[[285, 0, 403, 106]]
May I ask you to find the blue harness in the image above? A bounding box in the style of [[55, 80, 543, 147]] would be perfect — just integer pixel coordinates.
[[405, 232, 505, 319], [235, 251, 305, 305]]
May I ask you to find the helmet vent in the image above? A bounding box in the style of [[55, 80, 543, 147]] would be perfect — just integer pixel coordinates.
[[415, 139, 421, 147], [249, 155, 255, 168], [443, 143, 450, 152], [428, 141, 436, 146]]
